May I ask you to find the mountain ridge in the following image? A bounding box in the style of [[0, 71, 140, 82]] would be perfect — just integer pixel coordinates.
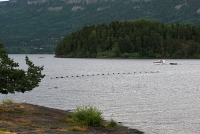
[[0, 0, 200, 53]]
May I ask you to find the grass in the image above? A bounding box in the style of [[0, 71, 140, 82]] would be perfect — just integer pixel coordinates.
[[0, 127, 8, 132], [73, 106, 104, 127], [69, 126, 88, 132], [2, 99, 13, 105], [0, 102, 121, 133], [107, 119, 118, 127]]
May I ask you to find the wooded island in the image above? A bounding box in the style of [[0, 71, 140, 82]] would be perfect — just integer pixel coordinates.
[[55, 19, 200, 58]]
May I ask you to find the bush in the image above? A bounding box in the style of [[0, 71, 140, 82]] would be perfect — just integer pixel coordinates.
[[122, 53, 130, 58], [129, 52, 140, 58], [73, 106, 103, 127], [107, 119, 117, 127], [2, 99, 13, 104]]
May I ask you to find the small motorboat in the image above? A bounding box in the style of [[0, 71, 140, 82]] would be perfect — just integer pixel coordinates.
[[170, 63, 177, 65], [153, 59, 166, 65]]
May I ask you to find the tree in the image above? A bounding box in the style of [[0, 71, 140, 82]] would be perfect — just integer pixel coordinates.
[[0, 43, 45, 94], [111, 42, 120, 57]]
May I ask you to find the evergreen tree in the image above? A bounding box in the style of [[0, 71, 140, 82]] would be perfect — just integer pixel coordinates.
[[0, 43, 45, 94], [55, 19, 200, 59]]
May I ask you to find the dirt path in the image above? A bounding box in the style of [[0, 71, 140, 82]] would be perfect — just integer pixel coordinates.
[[0, 103, 143, 134]]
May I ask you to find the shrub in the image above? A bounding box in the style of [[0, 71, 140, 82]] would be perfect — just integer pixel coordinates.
[[122, 53, 130, 58], [107, 119, 117, 127], [73, 106, 103, 127], [2, 99, 13, 104], [129, 52, 140, 58]]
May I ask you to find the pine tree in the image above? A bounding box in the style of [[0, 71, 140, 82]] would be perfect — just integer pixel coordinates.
[[0, 43, 45, 94]]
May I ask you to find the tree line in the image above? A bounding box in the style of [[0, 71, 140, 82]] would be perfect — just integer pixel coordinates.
[[55, 19, 200, 58]]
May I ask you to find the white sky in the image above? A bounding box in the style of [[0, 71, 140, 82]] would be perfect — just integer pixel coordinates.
[[0, 0, 9, 1]]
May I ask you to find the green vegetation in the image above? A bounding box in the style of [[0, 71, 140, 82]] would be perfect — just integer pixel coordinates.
[[107, 119, 118, 127], [0, 43, 45, 94], [0, 0, 200, 53], [55, 19, 200, 58], [66, 106, 119, 129], [73, 106, 104, 127], [2, 99, 13, 105], [68, 126, 88, 132], [0, 127, 8, 133], [0, 103, 135, 133]]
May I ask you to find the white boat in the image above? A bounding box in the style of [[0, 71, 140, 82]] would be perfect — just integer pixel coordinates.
[[153, 59, 166, 65]]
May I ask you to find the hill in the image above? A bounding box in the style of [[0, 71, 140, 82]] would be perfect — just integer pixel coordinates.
[[0, 0, 200, 53], [55, 19, 200, 59]]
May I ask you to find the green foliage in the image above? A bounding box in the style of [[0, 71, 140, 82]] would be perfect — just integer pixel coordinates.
[[0, 43, 45, 94], [55, 19, 200, 58], [0, 127, 8, 132], [73, 106, 103, 127], [1, 0, 200, 53], [107, 119, 118, 127], [68, 126, 87, 132], [2, 99, 13, 104]]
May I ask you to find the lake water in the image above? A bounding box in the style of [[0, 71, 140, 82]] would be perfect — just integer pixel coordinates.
[[1, 54, 200, 134]]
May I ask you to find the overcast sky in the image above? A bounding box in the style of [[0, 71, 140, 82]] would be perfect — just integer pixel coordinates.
[[0, 0, 9, 1]]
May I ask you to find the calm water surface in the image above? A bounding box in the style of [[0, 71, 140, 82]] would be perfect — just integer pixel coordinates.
[[1, 54, 200, 134]]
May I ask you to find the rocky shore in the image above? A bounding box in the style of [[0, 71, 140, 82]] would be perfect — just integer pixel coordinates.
[[0, 103, 144, 134]]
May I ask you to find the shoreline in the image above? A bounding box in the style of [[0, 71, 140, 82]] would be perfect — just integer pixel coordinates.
[[0, 102, 144, 134]]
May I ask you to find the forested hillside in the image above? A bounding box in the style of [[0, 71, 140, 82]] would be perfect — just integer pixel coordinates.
[[0, 0, 200, 53], [55, 19, 200, 58]]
